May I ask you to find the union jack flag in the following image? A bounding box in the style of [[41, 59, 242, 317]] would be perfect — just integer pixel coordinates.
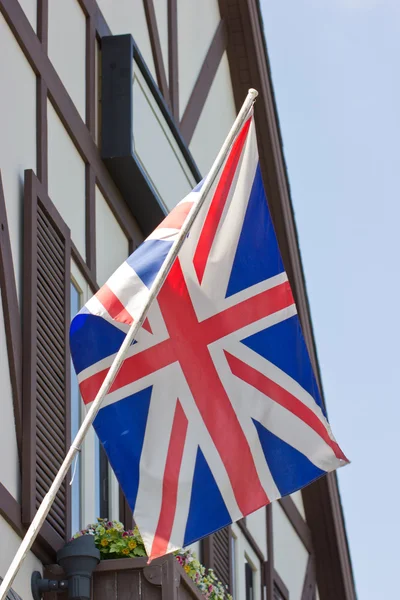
[[70, 113, 348, 559]]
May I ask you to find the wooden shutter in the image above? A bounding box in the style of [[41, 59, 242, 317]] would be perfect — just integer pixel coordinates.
[[22, 170, 71, 553], [202, 526, 233, 592]]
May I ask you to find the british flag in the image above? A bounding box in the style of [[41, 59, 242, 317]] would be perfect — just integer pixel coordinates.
[[70, 114, 348, 559]]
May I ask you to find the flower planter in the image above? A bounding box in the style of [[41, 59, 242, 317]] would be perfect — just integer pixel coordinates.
[[44, 555, 205, 600]]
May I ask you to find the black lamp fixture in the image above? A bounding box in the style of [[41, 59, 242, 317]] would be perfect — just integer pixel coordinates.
[[31, 535, 100, 600]]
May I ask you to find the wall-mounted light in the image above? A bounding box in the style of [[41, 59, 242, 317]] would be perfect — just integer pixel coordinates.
[[31, 535, 100, 600]]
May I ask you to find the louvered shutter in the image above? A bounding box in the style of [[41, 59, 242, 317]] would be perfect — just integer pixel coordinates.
[[22, 170, 71, 553], [202, 526, 232, 593]]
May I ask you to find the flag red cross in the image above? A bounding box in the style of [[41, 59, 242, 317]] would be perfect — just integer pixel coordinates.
[[81, 260, 295, 513]]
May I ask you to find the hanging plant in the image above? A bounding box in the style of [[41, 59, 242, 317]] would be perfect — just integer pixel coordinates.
[[73, 519, 232, 600]]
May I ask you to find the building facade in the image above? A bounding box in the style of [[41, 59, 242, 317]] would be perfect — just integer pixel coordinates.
[[0, 1, 356, 599]]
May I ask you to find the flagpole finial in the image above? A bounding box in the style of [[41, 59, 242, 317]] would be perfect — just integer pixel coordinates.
[[248, 88, 258, 99]]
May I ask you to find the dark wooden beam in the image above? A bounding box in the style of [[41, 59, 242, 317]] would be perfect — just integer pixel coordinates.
[[36, 77, 48, 191], [37, 0, 48, 191], [85, 164, 96, 275], [168, 0, 179, 120], [0, 172, 22, 457], [143, 0, 170, 106], [37, 0, 48, 52], [180, 19, 227, 144], [301, 554, 317, 600], [86, 15, 96, 136]]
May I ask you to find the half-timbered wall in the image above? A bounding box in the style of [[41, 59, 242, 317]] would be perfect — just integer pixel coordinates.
[[0, 1, 355, 599]]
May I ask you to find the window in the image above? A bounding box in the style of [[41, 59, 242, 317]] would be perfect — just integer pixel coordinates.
[[245, 560, 254, 600], [70, 282, 82, 534], [70, 263, 109, 533], [230, 523, 261, 600], [231, 532, 237, 599]]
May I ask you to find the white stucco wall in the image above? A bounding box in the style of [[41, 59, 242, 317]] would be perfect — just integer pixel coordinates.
[[291, 490, 306, 519], [96, 0, 156, 80], [0, 294, 20, 501], [95, 186, 129, 287], [48, 101, 86, 258], [231, 523, 262, 600], [0, 517, 42, 600], [177, 0, 221, 117], [0, 13, 36, 503], [273, 502, 309, 599], [132, 63, 196, 210], [48, 0, 86, 120], [189, 52, 237, 175], [246, 507, 268, 559], [0, 12, 37, 300], [18, 0, 37, 32]]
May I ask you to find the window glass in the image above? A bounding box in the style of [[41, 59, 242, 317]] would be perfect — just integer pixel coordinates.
[[245, 560, 254, 600], [70, 282, 82, 534], [71, 267, 108, 532], [230, 523, 261, 600], [231, 533, 237, 599]]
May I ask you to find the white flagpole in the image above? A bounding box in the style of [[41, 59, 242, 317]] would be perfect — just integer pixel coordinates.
[[0, 88, 258, 600]]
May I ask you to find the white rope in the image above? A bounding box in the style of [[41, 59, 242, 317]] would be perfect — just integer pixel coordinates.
[[69, 446, 81, 486]]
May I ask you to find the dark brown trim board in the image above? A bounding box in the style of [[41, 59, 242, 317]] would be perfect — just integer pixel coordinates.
[[37, 0, 48, 191], [0, 171, 22, 457], [36, 77, 48, 191], [301, 554, 316, 600], [143, 0, 170, 107], [37, 0, 48, 52], [85, 164, 96, 275], [180, 19, 228, 144], [168, 0, 179, 121], [86, 15, 96, 136]]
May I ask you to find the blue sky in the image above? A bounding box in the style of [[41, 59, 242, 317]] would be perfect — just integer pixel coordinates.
[[261, 1, 400, 597]]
